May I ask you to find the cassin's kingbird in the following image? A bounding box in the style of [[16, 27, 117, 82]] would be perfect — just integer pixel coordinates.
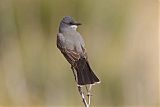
[[57, 16, 100, 86]]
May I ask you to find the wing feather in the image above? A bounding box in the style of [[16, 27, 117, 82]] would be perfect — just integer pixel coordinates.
[[57, 33, 81, 65]]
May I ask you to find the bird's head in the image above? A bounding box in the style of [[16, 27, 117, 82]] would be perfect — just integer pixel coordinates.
[[60, 16, 81, 30]]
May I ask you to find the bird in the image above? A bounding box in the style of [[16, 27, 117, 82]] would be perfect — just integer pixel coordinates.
[[57, 16, 100, 86]]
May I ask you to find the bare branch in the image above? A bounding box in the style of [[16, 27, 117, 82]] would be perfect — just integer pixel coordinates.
[[78, 86, 89, 107], [87, 85, 92, 106]]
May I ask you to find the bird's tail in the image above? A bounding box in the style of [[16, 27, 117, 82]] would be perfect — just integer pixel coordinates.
[[74, 58, 100, 86]]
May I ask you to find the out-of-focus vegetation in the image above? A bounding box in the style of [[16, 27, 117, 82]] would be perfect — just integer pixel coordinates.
[[0, 0, 158, 107]]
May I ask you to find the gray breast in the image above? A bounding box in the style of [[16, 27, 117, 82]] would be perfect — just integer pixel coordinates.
[[63, 30, 85, 53]]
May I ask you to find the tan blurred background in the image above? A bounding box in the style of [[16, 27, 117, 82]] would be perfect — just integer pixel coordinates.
[[0, 0, 159, 107]]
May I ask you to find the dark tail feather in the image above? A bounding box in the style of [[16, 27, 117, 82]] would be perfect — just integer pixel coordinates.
[[75, 58, 100, 85]]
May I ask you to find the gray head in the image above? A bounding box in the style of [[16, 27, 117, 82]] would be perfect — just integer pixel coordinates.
[[59, 16, 81, 32]]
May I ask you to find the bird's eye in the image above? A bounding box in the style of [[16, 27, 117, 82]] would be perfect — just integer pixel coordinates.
[[69, 22, 73, 25]]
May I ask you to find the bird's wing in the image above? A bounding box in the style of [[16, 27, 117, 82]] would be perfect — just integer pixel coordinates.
[[57, 33, 65, 51], [81, 45, 88, 59], [57, 33, 81, 65]]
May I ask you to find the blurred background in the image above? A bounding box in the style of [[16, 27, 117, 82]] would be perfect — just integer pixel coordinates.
[[0, 0, 159, 107]]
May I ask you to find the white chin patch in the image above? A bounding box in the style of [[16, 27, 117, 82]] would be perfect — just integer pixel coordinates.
[[71, 25, 78, 30]]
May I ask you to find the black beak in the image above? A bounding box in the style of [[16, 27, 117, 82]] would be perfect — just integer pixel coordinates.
[[70, 21, 82, 26]]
